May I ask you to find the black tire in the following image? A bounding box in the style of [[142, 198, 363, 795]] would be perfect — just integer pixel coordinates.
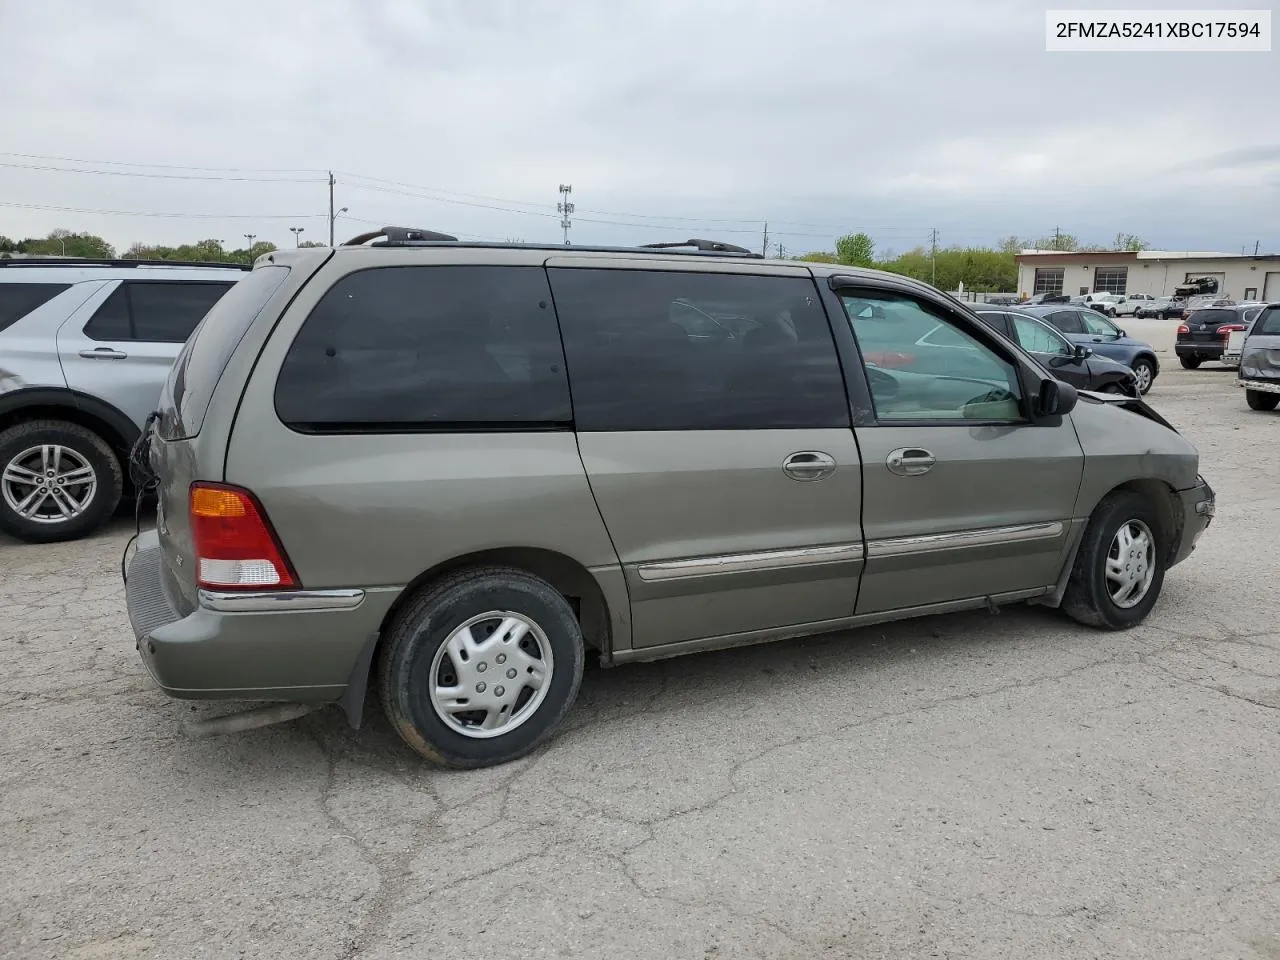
[[1246, 390, 1280, 411], [0, 420, 123, 543], [1062, 491, 1166, 631], [1131, 358, 1156, 395], [1179, 356, 1202, 369], [1106, 308, 1117, 317], [377, 566, 585, 768]]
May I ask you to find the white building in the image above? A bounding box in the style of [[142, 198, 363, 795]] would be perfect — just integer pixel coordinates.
[[1015, 250, 1280, 302]]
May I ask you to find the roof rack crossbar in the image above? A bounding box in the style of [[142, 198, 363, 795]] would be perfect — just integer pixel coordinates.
[[343, 226, 459, 246], [0, 257, 250, 270], [639, 239, 760, 257]]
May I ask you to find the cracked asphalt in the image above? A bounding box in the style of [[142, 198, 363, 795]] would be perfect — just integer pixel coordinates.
[[3, 358, 1278, 959]]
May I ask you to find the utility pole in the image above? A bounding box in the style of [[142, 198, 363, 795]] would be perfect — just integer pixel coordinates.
[[328, 171, 336, 246], [290, 227, 304, 247], [761, 221, 769, 257], [557, 184, 574, 245], [930, 227, 938, 286], [1053, 225, 1061, 249], [243, 233, 256, 260], [1255, 240, 1261, 255], [773, 242, 786, 260]]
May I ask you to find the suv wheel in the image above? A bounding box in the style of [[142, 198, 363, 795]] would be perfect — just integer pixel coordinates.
[[1062, 492, 1165, 630], [1179, 356, 1202, 370], [0, 420, 124, 543], [1246, 390, 1280, 411], [1106, 308, 1117, 317], [377, 566, 585, 768], [1130, 358, 1156, 394]]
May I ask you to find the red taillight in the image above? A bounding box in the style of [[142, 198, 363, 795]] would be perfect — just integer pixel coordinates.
[[189, 483, 299, 591], [1176, 324, 1189, 335], [1218, 324, 1246, 337]]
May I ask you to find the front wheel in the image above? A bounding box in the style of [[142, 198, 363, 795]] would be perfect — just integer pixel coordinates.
[[1246, 390, 1280, 411], [377, 566, 585, 768], [1106, 308, 1117, 317], [1130, 358, 1156, 394], [1063, 492, 1165, 630], [0, 420, 124, 543], [1179, 356, 1202, 370]]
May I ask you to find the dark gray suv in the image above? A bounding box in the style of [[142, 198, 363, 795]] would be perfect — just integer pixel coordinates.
[[124, 229, 1216, 768]]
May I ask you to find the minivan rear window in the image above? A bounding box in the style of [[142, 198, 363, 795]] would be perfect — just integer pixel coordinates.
[[0, 283, 70, 333], [163, 266, 290, 439]]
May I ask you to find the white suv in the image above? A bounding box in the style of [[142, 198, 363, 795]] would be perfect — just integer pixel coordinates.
[[0, 257, 244, 542], [1110, 294, 1156, 317]]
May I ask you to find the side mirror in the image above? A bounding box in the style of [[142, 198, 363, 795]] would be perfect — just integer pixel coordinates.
[[1074, 344, 1092, 359], [1038, 378, 1078, 417], [1116, 329, 1126, 337]]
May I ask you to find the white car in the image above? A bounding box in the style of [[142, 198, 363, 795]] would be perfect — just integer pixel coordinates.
[[1110, 293, 1156, 317], [1081, 293, 1124, 314]]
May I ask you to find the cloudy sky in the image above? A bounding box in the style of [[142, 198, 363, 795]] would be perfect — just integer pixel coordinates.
[[0, 0, 1276, 257]]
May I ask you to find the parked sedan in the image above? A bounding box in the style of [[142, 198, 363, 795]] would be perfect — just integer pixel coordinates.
[[1136, 297, 1185, 320], [1110, 293, 1157, 317], [1020, 305, 1160, 394], [970, 306, 1139, 396]]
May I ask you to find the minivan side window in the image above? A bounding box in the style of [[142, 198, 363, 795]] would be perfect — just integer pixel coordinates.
[[1256, 306, 1280, 336], [275, 265, 572, 431], [1043, 310, 1085, 334], [838, 292, 1023, 422], [548, 269, 848, 431], [0, 283, 71, 333], [83, 281, 234, 343]]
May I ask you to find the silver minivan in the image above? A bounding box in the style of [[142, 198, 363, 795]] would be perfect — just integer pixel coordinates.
[[124, 229, 1216, 768], [1238, 303, 1280, 410]]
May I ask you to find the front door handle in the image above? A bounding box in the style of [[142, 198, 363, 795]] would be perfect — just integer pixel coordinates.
[[79, 347, 128, 360], [887, 447, 935, 476], [782, 451, 837, 481]]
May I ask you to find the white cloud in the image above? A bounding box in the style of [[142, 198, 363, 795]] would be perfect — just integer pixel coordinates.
[[0, 0, 1275, 254]]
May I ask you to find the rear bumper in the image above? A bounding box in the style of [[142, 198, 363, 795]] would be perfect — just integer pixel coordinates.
[[125, 530, 396, 701], [1169, 480, 1215, 569], [1175, 342, 1224, 359]]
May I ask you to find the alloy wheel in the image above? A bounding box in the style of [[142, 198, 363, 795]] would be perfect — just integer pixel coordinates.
[[1, 445, 98, 524]]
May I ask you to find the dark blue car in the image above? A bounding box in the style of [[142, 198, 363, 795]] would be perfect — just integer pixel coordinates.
[[1021, 305, 1160, 395]]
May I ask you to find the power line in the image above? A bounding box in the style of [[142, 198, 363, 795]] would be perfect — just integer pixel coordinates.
[[0, 151, 327, 174], [0, 159, 325, 183], [0, 200, 323, 220]]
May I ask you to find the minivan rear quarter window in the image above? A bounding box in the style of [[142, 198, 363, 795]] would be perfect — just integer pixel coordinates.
[[165, 266, 291, 440], [275, 265, 572, 431], [548, 268, 848, 431], [0, 282, 70, 333]]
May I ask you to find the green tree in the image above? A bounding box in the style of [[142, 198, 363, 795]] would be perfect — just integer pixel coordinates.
[[1029, 232, 1077, 252], [998, 235, 1023, 254], [1113, 232, 1146, 251], [298, 240, 328, 248], [796, 251, 839, 263], [835, 232, 875, 267], [18, 229, 115, 258]]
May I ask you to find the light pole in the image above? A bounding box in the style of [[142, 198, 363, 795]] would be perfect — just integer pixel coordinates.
[[290, 227, 304, 247], [328, 207, 347, 246], [243, 233, 256, 261], [557, 185, 573, 245]]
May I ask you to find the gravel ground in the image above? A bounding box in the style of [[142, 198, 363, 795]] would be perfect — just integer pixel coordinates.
[[3, 356, 1278, 960]]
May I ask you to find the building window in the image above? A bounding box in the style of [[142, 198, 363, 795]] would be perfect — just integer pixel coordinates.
[[1245, 287, 1257, 300], [1093, 267, 1127, 295], [1033, 268, 1064, 295]]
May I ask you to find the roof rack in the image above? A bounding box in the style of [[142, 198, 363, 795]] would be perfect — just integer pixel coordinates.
[[640, 239, 761, 257], [335, 228, 764, 259], [0, 257, 250, 271], [343, 226, 459, 246]]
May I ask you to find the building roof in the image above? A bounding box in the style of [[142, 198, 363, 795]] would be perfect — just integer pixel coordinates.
[[1016, 249, 1277, 264]]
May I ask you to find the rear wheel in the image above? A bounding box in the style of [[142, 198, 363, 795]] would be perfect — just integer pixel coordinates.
[[1246, 390, 1280, 411], [1179, 356, 1202, 369], [1130, 358, 1156, 394], [1063, 492, 1165, 630], [377, 566, 585, 768], [0, 420, 123, 543]]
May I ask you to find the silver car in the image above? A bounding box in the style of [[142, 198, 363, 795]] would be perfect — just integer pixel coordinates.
[[1237, 303, 1280, 411], [0, 258, 244, 542]]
